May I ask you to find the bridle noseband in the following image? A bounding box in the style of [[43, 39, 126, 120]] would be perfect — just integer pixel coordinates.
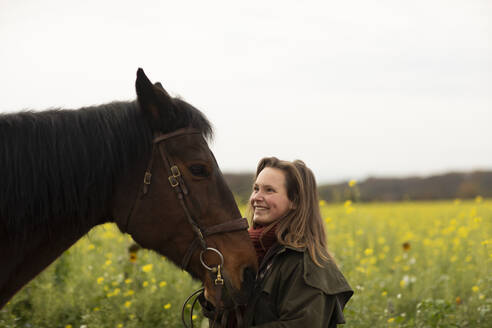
[[124, 128, 249, 327]]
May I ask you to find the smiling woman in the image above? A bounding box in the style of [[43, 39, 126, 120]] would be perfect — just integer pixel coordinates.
[[201, 157, 353, 327], [250, 167, 294, 226], [242, 157, 353, 327]]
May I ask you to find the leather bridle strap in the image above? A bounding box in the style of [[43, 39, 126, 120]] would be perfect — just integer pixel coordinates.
[[125, 127, 249, 268], [180, 217, 250, 270], [155, 130, 207, 250]]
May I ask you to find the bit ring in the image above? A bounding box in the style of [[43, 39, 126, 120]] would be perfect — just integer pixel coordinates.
[[199, 247, 224, 271]]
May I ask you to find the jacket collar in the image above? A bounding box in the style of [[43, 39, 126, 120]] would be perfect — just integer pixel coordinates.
[[259, 243, 305, 271]]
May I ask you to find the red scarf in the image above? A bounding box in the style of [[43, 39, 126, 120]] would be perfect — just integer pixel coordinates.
[[248, 223, 278, 266]]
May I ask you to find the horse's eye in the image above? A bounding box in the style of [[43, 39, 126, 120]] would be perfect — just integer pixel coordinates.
[[189, 164, 209, 178]]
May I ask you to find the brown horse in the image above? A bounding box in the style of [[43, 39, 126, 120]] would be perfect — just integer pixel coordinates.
[[0, 69, 257, 311]]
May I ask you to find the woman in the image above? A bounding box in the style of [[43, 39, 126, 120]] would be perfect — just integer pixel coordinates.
[[200, 157, 353, 327], [242, 157, 353, 327]]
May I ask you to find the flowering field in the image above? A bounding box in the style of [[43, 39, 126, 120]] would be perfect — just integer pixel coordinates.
[[325, 197, 492, 327], [1, 198, 491, 327]]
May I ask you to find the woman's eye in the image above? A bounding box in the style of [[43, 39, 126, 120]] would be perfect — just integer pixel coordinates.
[[189, 164, 209, 178]]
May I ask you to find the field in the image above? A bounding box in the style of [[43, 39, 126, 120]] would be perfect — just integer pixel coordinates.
[[1, 198, 491, 327]]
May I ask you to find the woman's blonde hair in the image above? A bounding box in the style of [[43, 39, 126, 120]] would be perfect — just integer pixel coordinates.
[[248, 157, 331, 267]]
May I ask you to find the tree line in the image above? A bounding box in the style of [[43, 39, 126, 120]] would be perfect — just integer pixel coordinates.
[[224, 170, 492, 203]]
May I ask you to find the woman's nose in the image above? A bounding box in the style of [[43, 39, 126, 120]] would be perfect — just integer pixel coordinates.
[[252, 191, 264, 202]]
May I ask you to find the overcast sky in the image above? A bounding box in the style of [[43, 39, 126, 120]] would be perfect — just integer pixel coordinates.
[[1, 0, 490, 183]]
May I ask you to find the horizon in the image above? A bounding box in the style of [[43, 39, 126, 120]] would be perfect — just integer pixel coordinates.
[[223, 167, 492, 185]]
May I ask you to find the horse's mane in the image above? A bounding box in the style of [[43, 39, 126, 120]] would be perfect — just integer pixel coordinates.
[[0, 99, 213, 244]]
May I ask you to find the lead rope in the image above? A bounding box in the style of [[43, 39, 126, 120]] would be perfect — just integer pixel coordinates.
[[182, 287, 204, 328], [182, 262, 236, 328], [181, 269, 223, 328]]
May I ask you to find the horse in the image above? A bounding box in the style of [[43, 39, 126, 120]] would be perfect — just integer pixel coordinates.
[[0, 69, 257, 315]]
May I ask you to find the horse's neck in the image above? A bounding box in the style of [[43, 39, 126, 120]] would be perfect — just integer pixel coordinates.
[[0, 218, 95, 308]]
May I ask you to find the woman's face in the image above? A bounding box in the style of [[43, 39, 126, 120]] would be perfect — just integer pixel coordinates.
[[250, 167, 293, 225]]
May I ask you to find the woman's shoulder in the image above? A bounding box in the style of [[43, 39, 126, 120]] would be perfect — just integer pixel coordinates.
[[303, 252, 353, 297], [274, 246, 353, 297], [271, 246, 352, 292]]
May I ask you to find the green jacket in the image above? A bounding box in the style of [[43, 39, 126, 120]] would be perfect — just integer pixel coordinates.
[[243, 243, 353, 328]]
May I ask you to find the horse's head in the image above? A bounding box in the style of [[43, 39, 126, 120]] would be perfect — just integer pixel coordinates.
[[113, 69, 257, 308]]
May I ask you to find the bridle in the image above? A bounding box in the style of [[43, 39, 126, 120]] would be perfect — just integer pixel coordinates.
[[124, 127, 249, 327]]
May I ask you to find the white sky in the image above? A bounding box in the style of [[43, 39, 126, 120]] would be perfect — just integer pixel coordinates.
[[1, 0, 490, 183]]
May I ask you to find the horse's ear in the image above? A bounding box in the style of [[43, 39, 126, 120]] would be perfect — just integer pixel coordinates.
[[154, 82, 164, 90], [135, 68, 174, 129]]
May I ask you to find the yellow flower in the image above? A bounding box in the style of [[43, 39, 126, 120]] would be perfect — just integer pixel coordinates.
[[124, 301, 132, 308], [141, 264, 153, 273], [400, 280, 406, 288], [159, 281, 167, 288], [344, 200, 352, 207], [117, 324, 123, 328], [349, 179, 357, 187], [124, 290, 134, 297], [93, 307, 100, 312], [364, 248, 373, 256], [142, 281, 149, 287], [455, 296, 461, 305], [192, 314, 197, 320], [87, 244, 95, 251], [104, 260, 112, 267], [163, 303, 171, 310], [475, 195, 483, 203], [113, 288, 120, 296], [472, 286, 479, 293], [457, 226, 469, 238], [124, 278, 133, 284], [319, 200, 326, 206], [65, 325, 73, 328], [479, 294, 485, 300], [381, 291, 388, 296], [387, 318, 395, 323], [324, 217, 332, 223], [97, 277, 104, 284]]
